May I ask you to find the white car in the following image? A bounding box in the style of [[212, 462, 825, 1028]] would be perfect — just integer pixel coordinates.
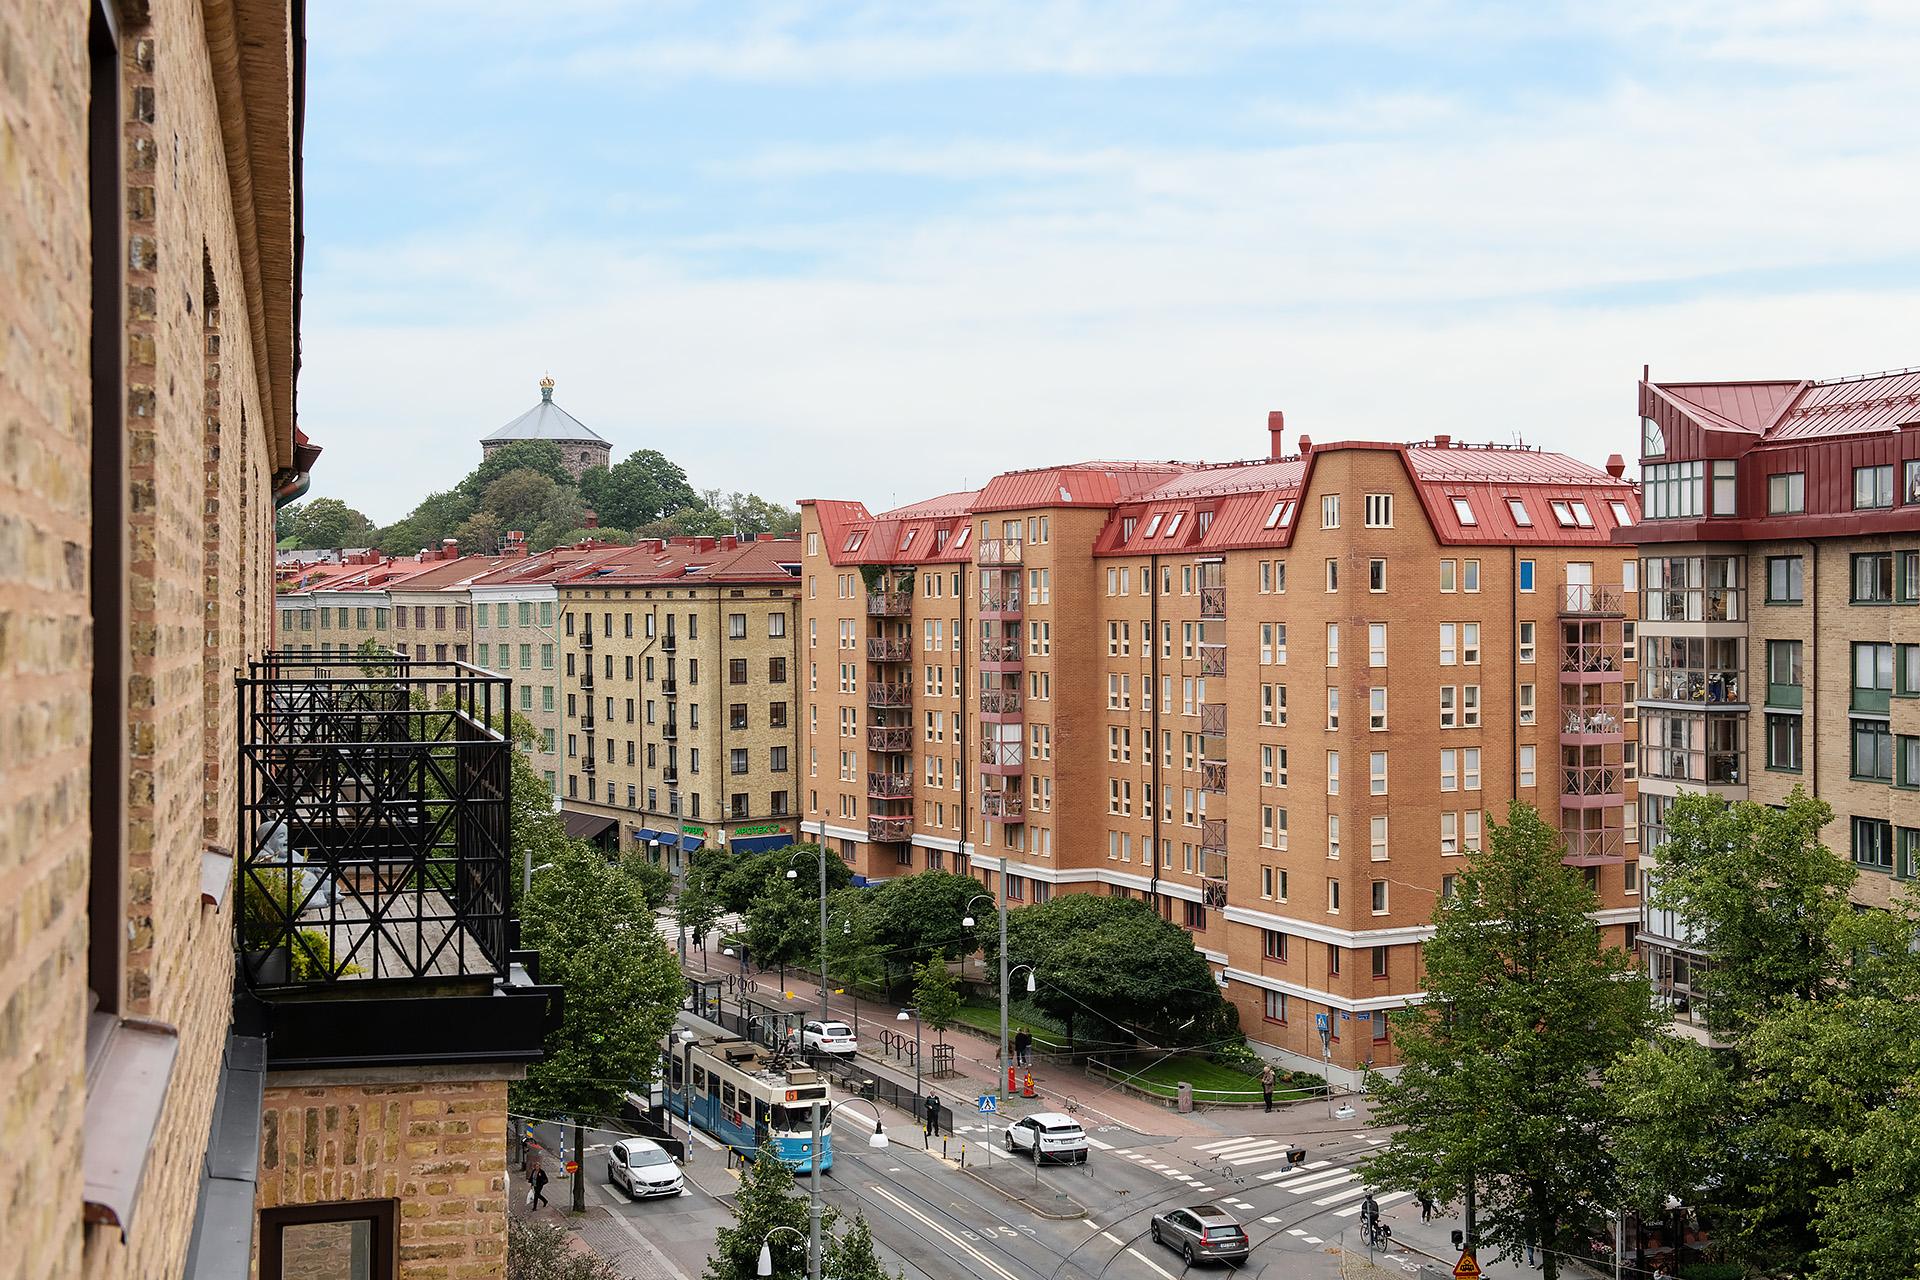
[[606, 1138, 684, 1199], [802, 1020, 858, 1055], [1004, 1112, 1089, 1164]]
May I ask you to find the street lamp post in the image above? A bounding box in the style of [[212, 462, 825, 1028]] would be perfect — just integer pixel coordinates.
[[896, 1008, 923, 1123], [783, 843, 830, 1021], [756, 1225, 806, 1279], [800, 1099, 888, 1280]]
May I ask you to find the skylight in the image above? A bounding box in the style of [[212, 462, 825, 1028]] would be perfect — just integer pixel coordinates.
[[1549, 501, 1576, 528], [1506, 498, 1532, 527], [1570, 501, 1594, 528], [1608, 501, 1633, 527], [901, 528, 916, 549], [953, 525, 970, 547], [1162, 512, 1184, 538], [843, 530, 866, 553], [1142, 513, 1163, 538], [1450, 496, 1477, 526]]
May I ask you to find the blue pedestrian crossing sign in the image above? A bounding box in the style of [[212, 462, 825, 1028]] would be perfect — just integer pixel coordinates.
[[1314, 1013, 1329, 1031], [977, 1094, 998, 1113]]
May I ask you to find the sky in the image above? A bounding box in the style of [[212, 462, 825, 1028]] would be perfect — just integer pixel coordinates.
[[300, 1, 1920, 524]]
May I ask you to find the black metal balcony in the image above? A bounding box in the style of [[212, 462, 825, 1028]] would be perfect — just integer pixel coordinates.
[[661, 678, 678, 697], [662, 632, 679, 653], [663, 766, 680, 786], [580, 628, 594, 647], [662, 720, 680, 742]]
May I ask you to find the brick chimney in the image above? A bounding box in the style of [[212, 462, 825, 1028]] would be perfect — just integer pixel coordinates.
[[1606, 453, 1627, 479], [504, 529, 528, 558], [1268, 410, 1286, 459], [441, 538, 459, 561], [1298, 434, 1313, 455], [582, 509, 599, 530]]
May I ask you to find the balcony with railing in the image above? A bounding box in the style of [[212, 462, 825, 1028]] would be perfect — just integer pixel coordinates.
[[868, 815, 913, 843], [581, 755, 596, 773], [661, 677, 678, 697], [867, 591, 913, 618], [661, 632, 678, 653], [1560, 686, 1625, 744], [579, 627, 593, 647], [979, 688, 1023, 719], [1560, 762, 1624, 806], [868, 682, 912, 709], [1200, 703, 1227, 737], [580, 666, 594, 690], [1199, 642, 1227, 677], [662, 766, 679, 787], [1199, 817, 1227, 852], [979, 586, 1023, 618], [1559, 808, 1628, 865], [867, 637, 913, 663], [868, 725, 913, 752], [1200, 848, 1229, 881], [981, 789, 1025, 821], [976, 537, 1023, 567], [1200, 759, 1227, 794], [1198, 561, 1226, 619], [1559, 583, 1626, 617], [978, 630, 1023, 669], [979, 738, 1025, 774], [867, 771, 913, 800], [580, 714, 595, 732], [236, 653, 559, 1066], [661, 720, 679, 741]]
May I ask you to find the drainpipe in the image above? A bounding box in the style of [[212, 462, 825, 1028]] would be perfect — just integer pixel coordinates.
[[1149, 553, 1162, 911]]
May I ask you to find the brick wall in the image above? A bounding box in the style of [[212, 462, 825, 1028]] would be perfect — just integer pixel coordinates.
[[257, 1075, 512, 1280]]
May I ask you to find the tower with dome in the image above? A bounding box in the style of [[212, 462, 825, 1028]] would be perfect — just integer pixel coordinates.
[[480, 375, 611, 480]]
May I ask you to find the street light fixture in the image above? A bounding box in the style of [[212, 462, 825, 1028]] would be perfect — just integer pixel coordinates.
[[756, 1226, 806, 1279], [785, 846, 831, 1022], [896, 1008, 923, 1119]]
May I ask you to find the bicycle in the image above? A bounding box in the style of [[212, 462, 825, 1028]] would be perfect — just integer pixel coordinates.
[[1360, 1219, 1393, 1250]]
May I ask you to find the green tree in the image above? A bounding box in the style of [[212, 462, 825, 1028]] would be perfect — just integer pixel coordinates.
[[512, 842, 685, 1211], [507, 1219, 625, 1280], [822, 886, 884, 996], [582, 448, 698, 531], [482, 469, 566, 537], [744, 876, 814, 981], [288, 495, 375, 549], [823, 1214, 900, 1280], [864, 869, 982, 996], [1363, 803, 1657, 1280], [675, 862, 724, 947], [461, 439, 571, 498], [912, 957, 960, 1043], [705, 1152, 825, 1280], [992, 892, 1225, 1046], [373, 488, 476, 555], [618, 851, 674, 911]]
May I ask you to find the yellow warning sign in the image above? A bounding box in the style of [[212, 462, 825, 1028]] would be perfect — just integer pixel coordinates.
[[1453, 1252, 1481, 1280]]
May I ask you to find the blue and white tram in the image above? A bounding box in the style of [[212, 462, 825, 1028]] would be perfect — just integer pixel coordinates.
[[664, 1011, 833, 1172]]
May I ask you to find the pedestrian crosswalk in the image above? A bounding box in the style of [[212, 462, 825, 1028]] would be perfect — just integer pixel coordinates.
[[1182, 1135, 1411, 1243]]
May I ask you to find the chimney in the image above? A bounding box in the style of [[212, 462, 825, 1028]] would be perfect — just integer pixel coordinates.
[[582, 508, 599, 529], [442, 538, 459, 560], [721, 535, 739, 550], [1605, 453, 1627, 479], [1433, 433, 1452, 449], [1267, 410, 1286, 459], [1298, 434, 1313, 455]]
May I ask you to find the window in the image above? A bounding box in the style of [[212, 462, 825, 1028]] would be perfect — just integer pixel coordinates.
[[1439, 685, 1456, 729], [1326, 751, 1340, 795], [1854, 464, 1894, 510], [1462, 685, 1480, 726], [1855, 642, 1894, 713], [1767, 640, 1803, 707], [1769, 472, 1805, 514], [1519, 744, 1536, 788], [1370, 814, 1388, 860], [728, 612, 748, 640], [1768, 556, 1805, 604], [1518, 621, 1535, 664], [1711, 461, 1737, 515], [1518, 683, 1535, 725], [1518, 558, 1535, 592], [1450, 496, 1476, 526], [1642, 461, 1704, 519], [1369, 558, 1386, 592], [1440, 749, 1457, 792], [1853, 719, 1893, 782], [1327, 879, 1341, 913], [1854, 816, 1894, 871], [1263, 990, 1288, 1023], [1327, 623, 1339, 667], [1440, 624, 1456, 666], [260, 1201, 399, 1280], [1439, 559, 1456, 593], [1369, 623, 1387, 667], [729, 657, 749, 684], [1462, 748, 1481, 790], [1326, 686, 1340, 729], [1369, 687, 1388, 731], [1371, 881, 1388, 914], [1321, 494, 1340, 529], [1263, 501, 1295, 531], [1611, 501, 1634, 527], [1326, 559, 1339, 592], [1766, 714, 1802, 772], [1853, 552, 1894, 603], [1462, 560, 1480, 592], [1507, 497, 1532, 526], [1641, 416, 1666, 457]]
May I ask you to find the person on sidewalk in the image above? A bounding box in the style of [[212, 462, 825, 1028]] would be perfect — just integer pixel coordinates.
[[1260, 1063, 1276, 1112], [1418, 1190, 1435, 1223], [530, 1161, 550, 1209], [924, 1093, 941, 1138], [1014, 1027, 1033, 1067]]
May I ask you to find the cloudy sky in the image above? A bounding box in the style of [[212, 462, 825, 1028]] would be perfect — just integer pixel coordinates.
[[301, 1, 1920, 523]]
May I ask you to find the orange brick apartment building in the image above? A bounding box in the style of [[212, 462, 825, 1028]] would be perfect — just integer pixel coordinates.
[[800, 419, 1643, 1080]]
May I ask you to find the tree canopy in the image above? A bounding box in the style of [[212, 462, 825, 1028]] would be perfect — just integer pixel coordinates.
[[1364, 802, 1657, 1280], [280, 496, 375, 550]]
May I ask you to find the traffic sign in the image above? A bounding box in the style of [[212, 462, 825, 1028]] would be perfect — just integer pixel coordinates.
[[1314, 1013, 1329, 1030], [1453, 1250, 1481, 1279], [564, 1160, 579, 1175], [977, 1094, 997, 1113]]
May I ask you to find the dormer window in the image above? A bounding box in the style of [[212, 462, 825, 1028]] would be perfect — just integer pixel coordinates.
[[1506, 498, 1532, 527], [1450, 496, 1477, 526], [1196, 510, 1215, 535], [1641, 416, 1666, 458], [1121, 517, 1138, 541]]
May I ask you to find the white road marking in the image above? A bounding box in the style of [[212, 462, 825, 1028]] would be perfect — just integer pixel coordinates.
[[1313, 1183, 1374, 1207], [1284, 1171, 1358, 1195], [1260, 1159, 1330, 1181], [1366, 1138, 1387, 1146], [1192, 1185, 1214, 1192], [1100, 1231, 1124, 1245], [866, 1184, 1023, 1280], [1287, 1228, 1308, 1236], [1263, 1216, 1282, 1224], [1085, 1136, 1114, 1150], [1303, 1235, 1323, 1244], [1196, 1137, 1279, 1155], [1228, 1151, 1298, 1168], [1128, 1247, 1179, 1280], [1334, 1191, 1411, 1218]]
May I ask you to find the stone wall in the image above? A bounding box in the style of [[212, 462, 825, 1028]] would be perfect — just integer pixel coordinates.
[[258, 1075, 513, 1280]]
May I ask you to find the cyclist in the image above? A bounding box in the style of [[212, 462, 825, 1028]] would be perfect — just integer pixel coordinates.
[[1359, 1192, 1381, 1245]]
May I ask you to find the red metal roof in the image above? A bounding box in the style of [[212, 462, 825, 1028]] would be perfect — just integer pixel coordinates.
[[973, 462, 1189, 513], [1653, 382, 1799, 435], [560, 536, 802, 586], [1765, 368, 1920, 441]]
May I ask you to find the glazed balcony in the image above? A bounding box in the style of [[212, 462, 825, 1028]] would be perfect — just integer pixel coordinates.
[[867, 725, 913, 752], [1200, 703, 1227, 737], [979, 589, 1023, 618], [980, 688, 1023, 718], [867, 771, 913, 800], [976, 538, 1023, 567], [981, 790, 1025, 821], [1200, 760, 1227, 794], [979, 739, 1025, 774], [867, 591, 913, 618], [1559, 583, 1626, 617], [868, 682, 912, 709], [1198, 642, 1226, 678], [868, 815, 913, 843], [867, 637, 913, 663], [1199, 817, 1227, 852]]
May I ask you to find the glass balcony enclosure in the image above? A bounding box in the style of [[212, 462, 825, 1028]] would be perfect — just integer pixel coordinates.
[[1642, 555, 1745, 623], [1641, 634, 1745, 704]]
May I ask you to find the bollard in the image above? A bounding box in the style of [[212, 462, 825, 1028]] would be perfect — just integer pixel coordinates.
[[1177, 1081, 1194, 1113]]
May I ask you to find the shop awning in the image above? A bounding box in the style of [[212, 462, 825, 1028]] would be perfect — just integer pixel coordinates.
[[729, 833, 794, 855], [632, 828, 666, 845], [562, 811, 616, 843]]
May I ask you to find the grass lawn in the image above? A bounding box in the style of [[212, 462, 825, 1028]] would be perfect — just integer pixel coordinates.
[[1100, 1055, 1317, 1104], [948, 1000, 1086, 1052]]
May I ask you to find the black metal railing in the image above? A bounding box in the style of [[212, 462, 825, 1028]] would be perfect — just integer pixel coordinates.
[[236, 652, 512, 989]]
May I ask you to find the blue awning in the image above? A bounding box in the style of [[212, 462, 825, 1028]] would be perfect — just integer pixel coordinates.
[[632, 828, 665, 844], [677, 834, 705, 853], [729, 833, 794, 855]]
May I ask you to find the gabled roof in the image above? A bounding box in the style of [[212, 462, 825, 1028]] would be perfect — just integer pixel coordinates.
[[1650, 366, 1920, 445], [973, 462, 1189, 513], [482, 387, 608, 444], [558, 537, 802, 587]]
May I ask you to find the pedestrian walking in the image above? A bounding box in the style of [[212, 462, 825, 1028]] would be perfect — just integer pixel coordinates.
[[1014, 1027, 1033, 1067], [529, 1162, 550, 1209], [1418, 1190, 1435, 1223], [1260, 1063, 1276, 1112], [924, 1092, 941, 1138]]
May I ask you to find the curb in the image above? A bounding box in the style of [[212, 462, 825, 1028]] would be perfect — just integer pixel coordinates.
[[956, 1165, 1089, 1221]]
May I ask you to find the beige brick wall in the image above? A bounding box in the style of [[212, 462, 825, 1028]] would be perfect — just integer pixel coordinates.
[[257, 1075, 512, 1280]]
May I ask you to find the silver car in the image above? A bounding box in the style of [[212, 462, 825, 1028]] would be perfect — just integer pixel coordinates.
[[1149, 1204, 1250, 1266], [606, 1137, 684, 1199]]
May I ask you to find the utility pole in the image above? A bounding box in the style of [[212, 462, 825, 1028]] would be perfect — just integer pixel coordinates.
[[571, 1118, 586, 1212], [998, 853, 1010, 1153], [1464, 1176, 1476, 1257], [818, 840, 829, 1021], [807, 1102, 823, 1280]]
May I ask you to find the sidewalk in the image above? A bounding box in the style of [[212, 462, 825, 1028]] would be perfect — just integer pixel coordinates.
[[675, 925, 1366, 1145], [510, 1166, 697, 1280]]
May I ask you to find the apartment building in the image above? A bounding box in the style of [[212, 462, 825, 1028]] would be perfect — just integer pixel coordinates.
[[1624, 367, 1920, 1031], [471, 539, 634, 796], [800, 422, 1642, 1079], [556, 538, 805, 866], [1, 6, 558, 1279]]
